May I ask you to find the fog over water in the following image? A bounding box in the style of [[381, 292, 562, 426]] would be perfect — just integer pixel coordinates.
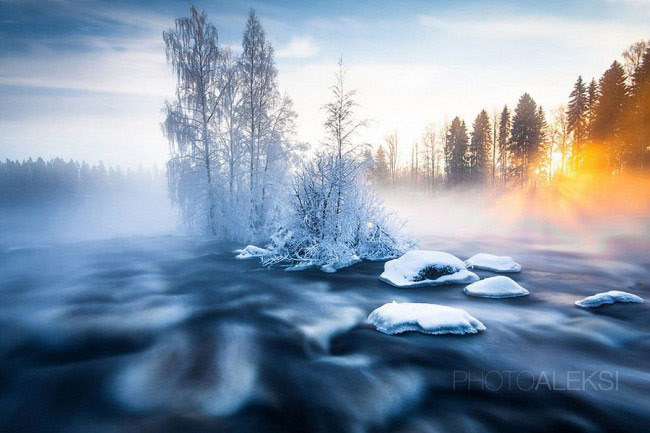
[[1, 181, 649, 432]]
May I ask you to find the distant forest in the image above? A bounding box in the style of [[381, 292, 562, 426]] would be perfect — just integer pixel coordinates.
[[0, 158, 165, 207], [371, 39, 650, 190]]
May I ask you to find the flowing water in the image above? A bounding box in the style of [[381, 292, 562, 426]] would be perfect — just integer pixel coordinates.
[[1, 229, 649, 433]]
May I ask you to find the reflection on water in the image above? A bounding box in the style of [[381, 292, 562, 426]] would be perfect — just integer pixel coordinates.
[[0, 234, 649, 432]]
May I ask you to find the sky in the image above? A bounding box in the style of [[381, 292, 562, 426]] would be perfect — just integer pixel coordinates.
[[1, 0, 649, 168]]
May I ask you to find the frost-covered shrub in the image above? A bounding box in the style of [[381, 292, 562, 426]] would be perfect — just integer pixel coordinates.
[[261, 151, 414, 272], [259, 60, 414, 271]]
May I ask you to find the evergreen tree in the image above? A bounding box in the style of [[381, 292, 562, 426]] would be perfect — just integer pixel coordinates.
[[591, 61, 629, 173], [468, 109, 492, 184], [630, 46, 650, 170], [536, 106, 550, 183], [566, 76, 588, 171], [497, 105, 511, 186], [509, 93, 542, 186], [586, 78, 598, 137], [445, 117, 469, 186], [372, 145, 390, 186]]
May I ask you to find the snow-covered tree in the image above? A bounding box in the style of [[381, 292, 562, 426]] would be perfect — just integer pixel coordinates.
[[163, 7, 296, 240], [262, 60, 413, 272], [240, 10, 296, 236], [163, 6, 228, 234]]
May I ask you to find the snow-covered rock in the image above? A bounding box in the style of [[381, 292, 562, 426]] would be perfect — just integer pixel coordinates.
[[465, 253, 521, 273], [235, 245, 269, 260], [368, 301, 486, 335], [463, 276, 529, 298], [379, 250, 479, 288], [575, 291, 645, 308]]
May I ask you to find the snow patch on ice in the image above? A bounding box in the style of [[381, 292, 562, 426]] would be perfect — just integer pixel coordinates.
[[379, 250, 479, 287], [368, 301, 486, 335], [463, 276, 529, 298], [235, 245, 269, 259], [465, 253, 521, 273], [575, 290, 645, 308]]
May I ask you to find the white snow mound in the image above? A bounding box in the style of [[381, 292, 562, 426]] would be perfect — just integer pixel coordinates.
[[368, 301, 486, 335], [463, 276, 529, 298], [379, 250, 479, 288], [465, 253, 521, 273], [235, 245, 269, 259], [575, 290, 645, 308]]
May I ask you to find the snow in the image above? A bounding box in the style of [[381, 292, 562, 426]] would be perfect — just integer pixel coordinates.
[[321, 255, 362, 273], [368, 301, 486, 335], [379, 250, 479, 287], [286, 261, 317, 271], [575, 290, 645, 308], [465, 253, 521, 273], [235, 245, 269, 259], [463, 276, 529, 298]]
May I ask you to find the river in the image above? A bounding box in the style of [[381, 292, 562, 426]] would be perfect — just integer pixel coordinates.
[[1, 226, 648, 432]]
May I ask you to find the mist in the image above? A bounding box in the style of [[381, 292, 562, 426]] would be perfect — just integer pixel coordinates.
[[382, 173, 650, 250], [0, 160, 176, 248]]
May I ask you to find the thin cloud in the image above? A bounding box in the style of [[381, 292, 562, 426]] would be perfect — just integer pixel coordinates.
[[418, 14, 647, 50], [276, 36, 319, 59]]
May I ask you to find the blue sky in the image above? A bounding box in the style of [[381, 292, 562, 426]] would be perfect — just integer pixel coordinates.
[[1, 0, 648, 167]]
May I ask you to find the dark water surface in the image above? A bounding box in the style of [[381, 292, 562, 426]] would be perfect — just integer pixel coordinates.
[[1, 234, 649, 432]]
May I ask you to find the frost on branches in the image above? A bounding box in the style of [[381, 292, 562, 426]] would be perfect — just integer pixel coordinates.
[[163, 7, 297, 241], [261, 60, 415, 272]]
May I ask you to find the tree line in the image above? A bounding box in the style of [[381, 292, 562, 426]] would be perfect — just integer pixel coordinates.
[[371, 39, 650, 190], [0, 158, 164, 206]]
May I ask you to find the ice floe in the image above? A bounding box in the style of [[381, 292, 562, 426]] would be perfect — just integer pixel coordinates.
[[379, 250, 479, 287], [368, 301, 486, 335], [235, 245, 270, 259], [465, 253, 521, 273], [463, 276, 529, 298], [575, 290, 645, 308]]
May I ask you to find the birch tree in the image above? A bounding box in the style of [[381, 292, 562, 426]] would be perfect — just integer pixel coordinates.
[[240, 10, 289, 233], [551, 106, 570, 177], [163, 6, 229, 234], [385, 132, 399, 187]]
